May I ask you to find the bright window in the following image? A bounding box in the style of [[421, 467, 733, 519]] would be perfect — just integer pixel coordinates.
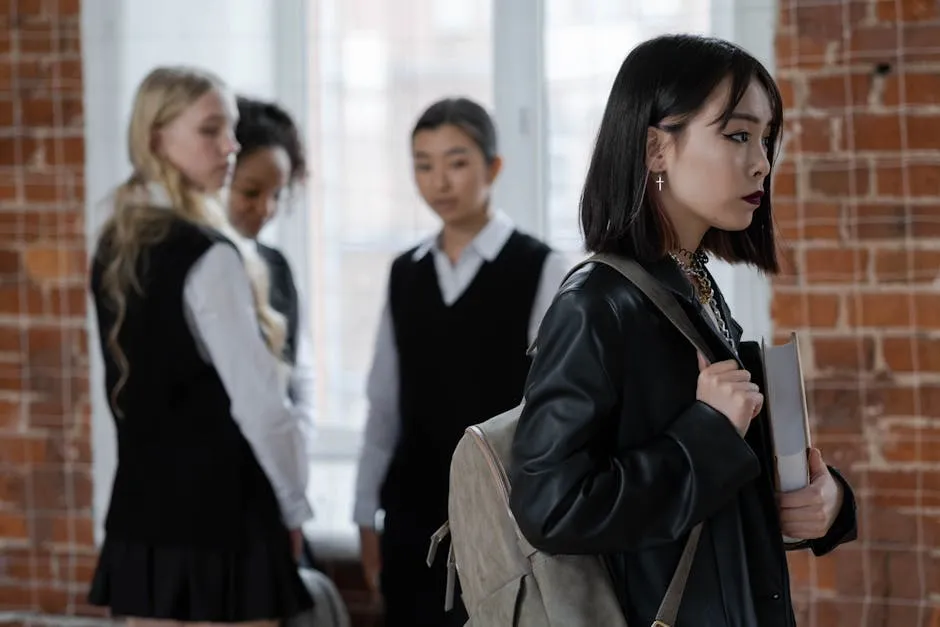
[[542, 0, 711, 253], [302, 0, 493, 550], [305, 0, 493, 437]]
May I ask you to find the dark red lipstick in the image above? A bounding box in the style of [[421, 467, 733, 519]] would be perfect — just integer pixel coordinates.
[[741, 191, 763, 205]]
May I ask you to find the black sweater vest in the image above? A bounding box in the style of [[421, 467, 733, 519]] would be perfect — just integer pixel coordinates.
[[90, 217, 282, 548], [257, 243, 299, 365], [380, 230, 551, 525]]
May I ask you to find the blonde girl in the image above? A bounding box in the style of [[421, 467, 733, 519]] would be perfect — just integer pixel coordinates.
[[87, 66, 313, 627]]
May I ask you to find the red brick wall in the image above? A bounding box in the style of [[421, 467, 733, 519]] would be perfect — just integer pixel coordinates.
[[0, 0, 97, 619], [775, 0, 940, 624]]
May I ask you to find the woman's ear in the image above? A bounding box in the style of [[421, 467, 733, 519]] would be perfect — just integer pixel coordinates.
[[646, 126, 669, 172], [486, 155, 503, 184]]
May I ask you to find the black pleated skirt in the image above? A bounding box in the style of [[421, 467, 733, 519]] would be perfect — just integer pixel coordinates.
[[88, 531, 314, 623]]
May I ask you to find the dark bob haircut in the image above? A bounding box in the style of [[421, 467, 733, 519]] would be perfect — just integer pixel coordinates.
[[580, 34, 783, 273], [234, 96, 307, 185], [411, 97, 498, 165]]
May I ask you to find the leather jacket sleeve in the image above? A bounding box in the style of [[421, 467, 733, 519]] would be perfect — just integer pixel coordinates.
[[508, 283, 762, 555]]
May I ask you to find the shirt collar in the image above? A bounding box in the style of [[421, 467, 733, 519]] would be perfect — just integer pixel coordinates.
[[412, 210, 516, 262]]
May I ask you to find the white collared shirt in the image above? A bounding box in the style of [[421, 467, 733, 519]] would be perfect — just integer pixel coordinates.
[[410, 210, 517, 305], [184, 246, 313, 527], [352, 210, 572, 527]]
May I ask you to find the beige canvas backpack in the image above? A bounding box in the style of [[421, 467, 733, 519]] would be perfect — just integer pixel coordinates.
[[426, 253, 720, 627]]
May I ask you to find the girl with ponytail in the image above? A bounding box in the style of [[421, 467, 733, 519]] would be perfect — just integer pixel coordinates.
[[87, 66, 313, 627]]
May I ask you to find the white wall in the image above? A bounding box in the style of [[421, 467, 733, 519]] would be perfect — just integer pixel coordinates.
[[81, 0, 304, 544]]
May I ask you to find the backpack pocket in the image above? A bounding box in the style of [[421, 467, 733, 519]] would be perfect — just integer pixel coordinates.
[[465, 573, 549, 627], [528, 553, 627, 627]]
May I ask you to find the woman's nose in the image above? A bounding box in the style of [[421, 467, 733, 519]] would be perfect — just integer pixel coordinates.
[[434, 170, 450, 191]]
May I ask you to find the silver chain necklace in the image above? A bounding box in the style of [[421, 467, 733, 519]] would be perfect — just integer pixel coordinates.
[[668, 248, 735, 348]]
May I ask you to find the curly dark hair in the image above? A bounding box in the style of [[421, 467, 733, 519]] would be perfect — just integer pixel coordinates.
[[234, 96, 307, 184]]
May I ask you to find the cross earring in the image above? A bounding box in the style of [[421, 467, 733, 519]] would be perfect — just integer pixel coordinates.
[[655, 173, 665, 191]]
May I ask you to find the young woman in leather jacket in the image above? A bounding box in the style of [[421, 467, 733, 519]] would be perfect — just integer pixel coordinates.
[[508, 34, 858, 627]]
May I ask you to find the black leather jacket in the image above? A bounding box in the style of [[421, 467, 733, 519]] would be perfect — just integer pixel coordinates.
[[509, 258, 857, 627]]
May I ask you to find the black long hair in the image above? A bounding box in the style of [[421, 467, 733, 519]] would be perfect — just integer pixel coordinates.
[[580, 34, 783, 273]]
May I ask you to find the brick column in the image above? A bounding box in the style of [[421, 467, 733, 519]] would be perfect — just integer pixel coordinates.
[[0, 0, 98, 618], [775, 0, 940, 624]]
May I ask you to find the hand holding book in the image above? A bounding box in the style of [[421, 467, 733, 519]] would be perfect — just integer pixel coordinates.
[[761, 333, 844, 541], [776, 448, 845, 540]]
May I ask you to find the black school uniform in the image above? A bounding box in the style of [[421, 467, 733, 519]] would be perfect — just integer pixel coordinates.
[[377, 229, 553, 626], [256, 241, 323, 571], [87, 213, 313, 623]]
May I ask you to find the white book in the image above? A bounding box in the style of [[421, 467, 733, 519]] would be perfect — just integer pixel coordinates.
[[760, 332, 812, 544]]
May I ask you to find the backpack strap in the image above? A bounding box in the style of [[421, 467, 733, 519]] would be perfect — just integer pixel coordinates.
[[527, 253, 717, 364], [536, 252, 718, 627], [587, 252, 717, 364], [591, 253, 716, 627]]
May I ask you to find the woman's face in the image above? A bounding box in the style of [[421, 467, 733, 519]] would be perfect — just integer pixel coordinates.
[[227, 146, 292, 239], [412, 124, 501, 228], [155, 88, 239, 193], [652, 77, 774, 242]]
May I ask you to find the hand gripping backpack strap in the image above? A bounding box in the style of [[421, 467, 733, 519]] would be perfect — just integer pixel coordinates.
[[536, 252, 718, 627]]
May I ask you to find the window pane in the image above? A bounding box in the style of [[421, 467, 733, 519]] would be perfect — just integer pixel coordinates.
[[305, 0, 494, 436], [543, 0, 711, 253]]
